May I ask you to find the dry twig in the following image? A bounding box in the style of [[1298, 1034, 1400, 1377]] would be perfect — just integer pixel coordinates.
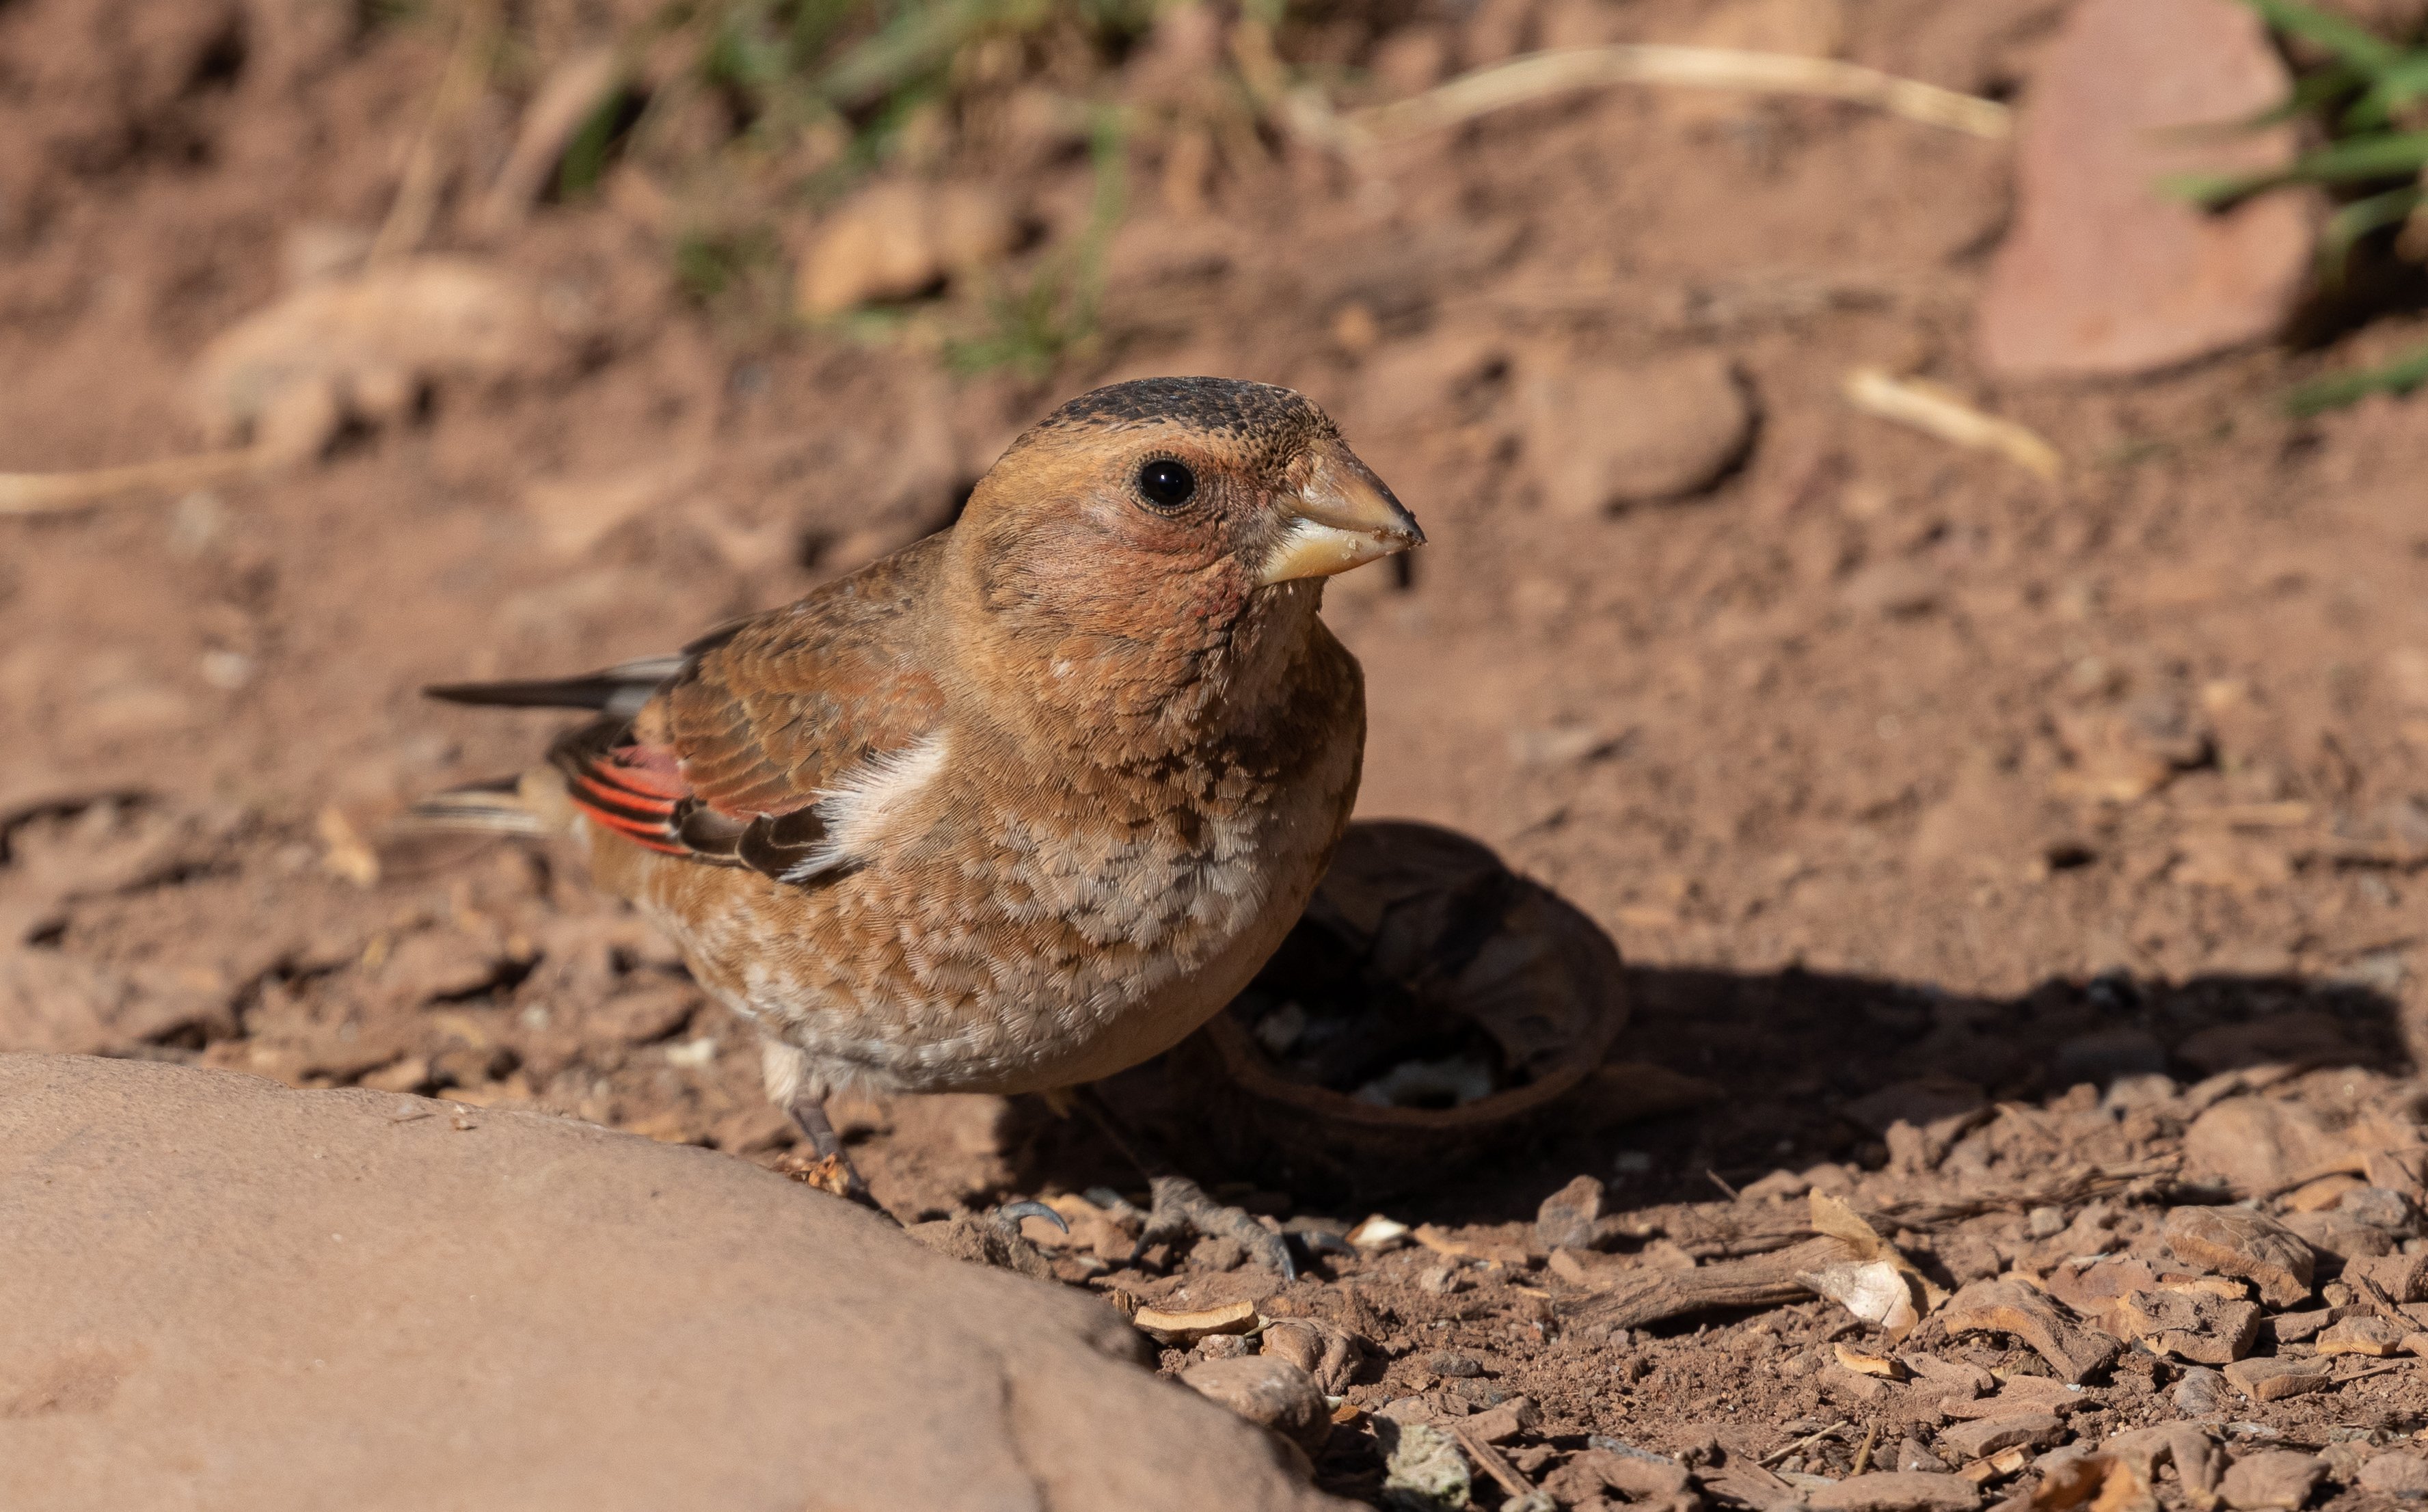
[[1345, 46, 2011, 146], [1868, 1159, 2182, 1227], [1761, 1418, 1852, 1468], [1850, 1422, 1882, 1476], [0, 448, 267, 516], [1556, 1235, 1850, 1331], [1843, 366, 2063, 482], [370, 0, 500, 265], [1453, 1424, 1542, 1504]]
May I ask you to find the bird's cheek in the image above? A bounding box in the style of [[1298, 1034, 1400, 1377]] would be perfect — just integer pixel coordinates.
[[1176, 563, 1250, 623]]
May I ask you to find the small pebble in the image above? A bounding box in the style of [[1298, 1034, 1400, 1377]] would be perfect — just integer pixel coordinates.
[[1899, 1439, 1949, 1474], [2220, 1451, 2324, 1511], [1378, 1419, 1472, 1509], [2026, 1206, 2066, 1239], [1429, 1351, 1483, 1378], [1417, 1265, 1466, 1295], [2175, 1366, 2228, 1418], [2341, 1187, 2416, 1232], [1178, 1355, 1330, 1453], [2360, 1454, 2428, 1496]]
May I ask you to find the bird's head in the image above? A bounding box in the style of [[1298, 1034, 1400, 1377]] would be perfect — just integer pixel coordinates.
[[945, 376, 1421, 747], [952, 376, 1421, 626]]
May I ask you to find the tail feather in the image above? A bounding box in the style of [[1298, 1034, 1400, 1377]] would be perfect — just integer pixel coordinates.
[[400, 785, 549, 837], [424, 654, 686, 716], [398, 776, 564, 838]]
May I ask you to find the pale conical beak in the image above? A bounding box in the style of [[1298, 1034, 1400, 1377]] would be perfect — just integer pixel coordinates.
[[1258, 444, 1425, 586]]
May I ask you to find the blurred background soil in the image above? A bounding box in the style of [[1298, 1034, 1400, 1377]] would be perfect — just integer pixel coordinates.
[[9, 0, 2428, 1504]]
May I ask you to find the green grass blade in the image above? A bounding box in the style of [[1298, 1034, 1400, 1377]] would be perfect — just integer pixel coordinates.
[[2240, 0, 2407, 77], [2345, 57, 2428, 129], [557, 87, 631, 200], [2315, 183, 2426, 280], [2160, 168, 2289, 205], [2166, 131, 2428, 205], [2287, 339, 2428, 414], [2284, 129, 2428, 180], [816, 0, 1042, 110]]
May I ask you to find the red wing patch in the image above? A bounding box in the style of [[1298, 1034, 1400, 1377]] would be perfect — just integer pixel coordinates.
[[552, 725, 693, 856], [569, 764, 687, 853]]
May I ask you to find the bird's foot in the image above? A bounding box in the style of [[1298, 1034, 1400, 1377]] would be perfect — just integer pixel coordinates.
[[1136, 1174, 1296, 1280], [781, 1150, 863, 1199], [778, 1088, 887, 1214], [990, 1198, 1068, 1244], [776, 1148, 887, 1213]]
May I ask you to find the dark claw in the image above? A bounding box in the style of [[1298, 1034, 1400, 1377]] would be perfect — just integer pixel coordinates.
[[993, 1198, 1069, 1234], [1293, 1229, 1356, 1258]]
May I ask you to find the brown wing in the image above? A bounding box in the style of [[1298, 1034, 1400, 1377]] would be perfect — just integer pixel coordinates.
[[539, 536, 949, 882]]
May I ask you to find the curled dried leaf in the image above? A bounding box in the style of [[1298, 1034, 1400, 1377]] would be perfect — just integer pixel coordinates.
[[1131, 1300, 1259, 1343], [1801, 1258, 1921, 1335], [1833, 1342, 1910, 1379]]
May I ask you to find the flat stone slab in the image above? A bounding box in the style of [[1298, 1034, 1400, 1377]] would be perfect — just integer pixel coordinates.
[[0, 1054, 1345, 1512]]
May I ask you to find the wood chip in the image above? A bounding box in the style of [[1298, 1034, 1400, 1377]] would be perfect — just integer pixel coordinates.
[[1131, 1301, 1258, 1343], [1462, 1394, 1541, 1445], [1559, 1235, 1850, 1332], [2315, 1314, 2409, 1358], [1413, 1224, 1529, 1267], [2217, 1451, 2323, 1511], [2261, 1306, 2356, 1345], [1941, 1414, 2064, 1461], [1941, 1382, 2088, 1421], [2109, 1289, 2261, 1365], [2041, 1453, 2157, 1512], [1902, 1353, 1995, 1399], [1959, 1446, 2033, 1485], [1940, 1279, 2120, 1383], [2163, 1206, 2315, 1308], [1807, 1470, 1984, 1512], [1837, 1342, 1910, 1379], [2352, 1252, 2428, 1306], [2221, 1355, 2332, 1403], [1548, 1246, 1621, 1286]]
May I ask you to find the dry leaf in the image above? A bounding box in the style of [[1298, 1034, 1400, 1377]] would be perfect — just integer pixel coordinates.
[[1800, 1258, 1919, 1334], [1347, 1215, 1411, 1250], [1805, 1189, 1947, 1334]]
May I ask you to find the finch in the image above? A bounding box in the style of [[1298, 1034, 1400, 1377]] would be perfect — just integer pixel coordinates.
[[419, 377, 1422, 1257]]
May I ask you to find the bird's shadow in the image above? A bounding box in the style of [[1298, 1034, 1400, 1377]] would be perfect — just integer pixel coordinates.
[[1011, 821, 2413, 1234]]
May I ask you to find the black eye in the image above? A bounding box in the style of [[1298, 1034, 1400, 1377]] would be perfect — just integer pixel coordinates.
[[1136, 459, 1196, 510]]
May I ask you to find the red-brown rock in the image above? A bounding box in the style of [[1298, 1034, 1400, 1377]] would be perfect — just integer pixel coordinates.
[[0, 1054, 1345, 1512], [1977, 0, 2317, 378]]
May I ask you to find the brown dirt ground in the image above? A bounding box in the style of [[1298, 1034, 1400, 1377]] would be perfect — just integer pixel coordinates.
[[8, 0, 2428, 1507]]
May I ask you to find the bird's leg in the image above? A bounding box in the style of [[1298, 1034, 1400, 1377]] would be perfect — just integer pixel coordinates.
[[784, 1090, 874, 1206], [1066, 1084, 1295, 1280], [763, 1039, 876, 1209]]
